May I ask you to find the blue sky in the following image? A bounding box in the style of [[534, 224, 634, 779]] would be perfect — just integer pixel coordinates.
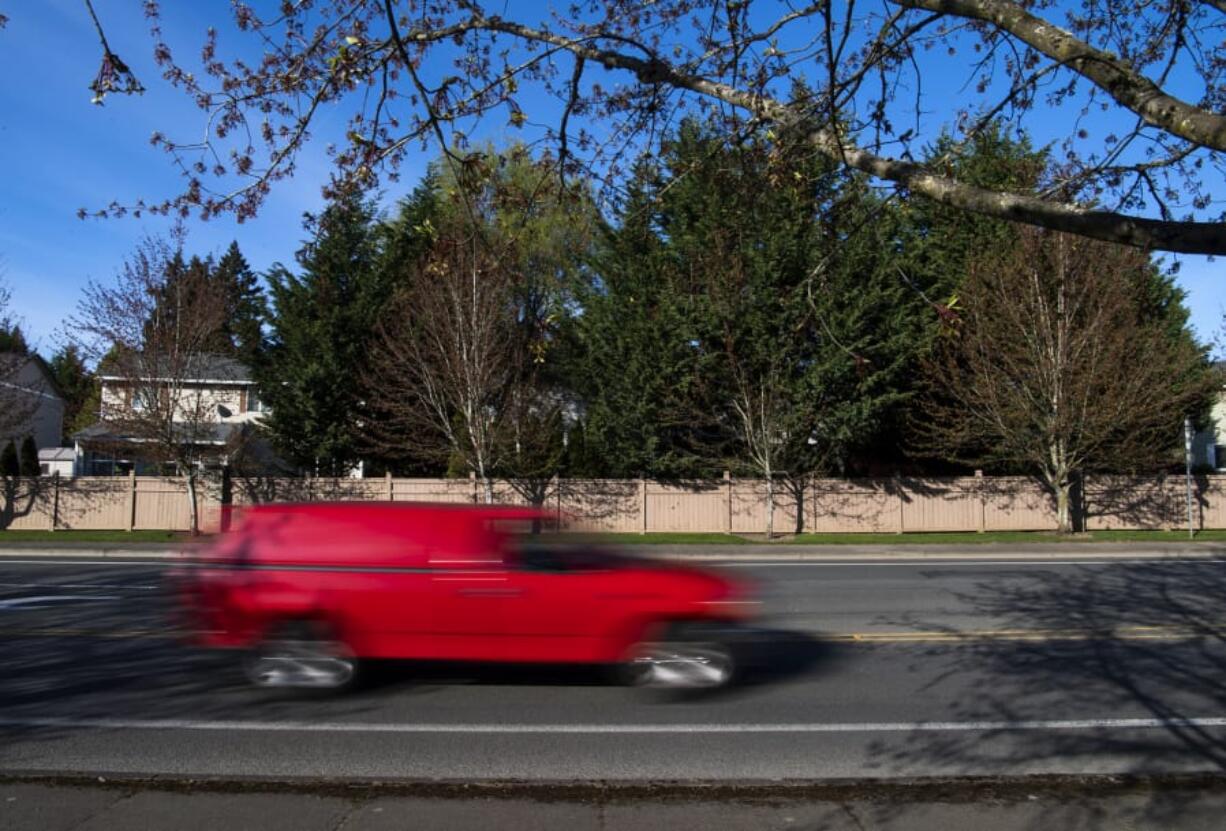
[[0, 1, 1222, 354]]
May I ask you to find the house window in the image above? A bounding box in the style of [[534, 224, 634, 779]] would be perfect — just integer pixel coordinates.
[[247, 388, 270, 413], [132, 389, 153, 412]]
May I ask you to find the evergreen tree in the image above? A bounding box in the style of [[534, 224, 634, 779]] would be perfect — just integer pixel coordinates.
[[377, 172, 443, 277], [212, 241, 267, 368], [144, 252, 230, 354], [0, 324, 29, 354], [895, 124, 1048, 321], [19, 436, 38, 476], [259, 190, 388, 475], [47, 344, 95, 442], [0, 441, 17, 477], [568, 159, 721, 478], [573, 120, 922, 505]]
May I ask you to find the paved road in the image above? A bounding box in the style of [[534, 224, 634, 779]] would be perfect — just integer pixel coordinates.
[[2, 555, 1225, 783]]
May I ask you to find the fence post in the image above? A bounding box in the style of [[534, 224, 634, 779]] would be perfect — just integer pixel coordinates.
[[975, 469, 986, 533], [50, 471, 60, 531], [640, 477, 648, 534], [895, 474, 905, 534], [810, 475, 818, 534], [385, 470, 394, 502], [724, 470, 733, 534], [126, 469, 137, 532], [219, 466, 233, 533]]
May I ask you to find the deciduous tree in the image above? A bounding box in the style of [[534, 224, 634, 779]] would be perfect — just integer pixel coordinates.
[[915, 228, 1215, 533], [365, 222, 520, 502], [68, 234, 231, 534], [366, 147, 596, 500]]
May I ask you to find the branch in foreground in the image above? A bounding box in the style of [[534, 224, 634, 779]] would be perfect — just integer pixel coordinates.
[[473, 13, 1226, 254]]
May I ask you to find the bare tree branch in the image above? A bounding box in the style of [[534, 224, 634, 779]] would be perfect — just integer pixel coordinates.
[[892, 0, 1226, 151]]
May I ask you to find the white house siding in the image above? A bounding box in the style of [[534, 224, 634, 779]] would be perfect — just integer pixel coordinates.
[[1194, 392, 1226, 469], [100, 381, 264, 425], [1, 358, 65, 450]]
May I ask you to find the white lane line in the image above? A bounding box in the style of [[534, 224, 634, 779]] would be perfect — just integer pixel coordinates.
[[2, 716, 1225, 734], [0, 560, 167, 567], [0, 595, 122, 610], [0, 583, 158, 590]]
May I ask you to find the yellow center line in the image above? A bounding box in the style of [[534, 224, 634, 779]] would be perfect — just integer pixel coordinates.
[[825, 626, 1201, 643]]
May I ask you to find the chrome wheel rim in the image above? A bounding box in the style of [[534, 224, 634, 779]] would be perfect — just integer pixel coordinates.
[[246, 638, 356, 689], [630, 642, 733, 689]]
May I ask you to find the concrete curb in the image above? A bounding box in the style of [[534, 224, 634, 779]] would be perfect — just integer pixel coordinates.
[[5, 769, 1226, 799], [0, 547, 192, 560], [3, 541, 1226, 562]]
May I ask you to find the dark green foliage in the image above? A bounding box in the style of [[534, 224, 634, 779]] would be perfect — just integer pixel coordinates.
[[0, 324, 29, 354], [567, 162, 720, 478], [142, 243, 266, 368], [213, 241, 268, 368], [895, 124, 1049, 333], [19, 436, 38, 476], [377, 172, 443, 276], [144, 252, 219, 350], [571, 120, 922, 484], [47, 345, 95, 442], [258, 190, 390, 475], [0, 441, 17, 477]]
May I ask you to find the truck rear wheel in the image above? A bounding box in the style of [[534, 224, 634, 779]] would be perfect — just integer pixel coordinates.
[[244, 620, 357, 690]]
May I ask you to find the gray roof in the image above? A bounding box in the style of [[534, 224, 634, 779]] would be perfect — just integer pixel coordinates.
[[0, 352, 64, 400], [38, 447, 75, 461], [73, 421, 245, 446], [98, 353, 252, 383]]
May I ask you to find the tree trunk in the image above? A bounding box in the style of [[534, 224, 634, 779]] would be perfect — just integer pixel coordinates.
[[765, 475, 774, 540], [1055, 479, 1073, 535], [794, 479, 805, 535], [185, 470, 200, 536], [482, 476, 494, 504]]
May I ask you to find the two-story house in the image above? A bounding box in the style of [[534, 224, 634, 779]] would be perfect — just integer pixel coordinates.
[[73, 354, 269, 475], [1, 352, 66, 454]]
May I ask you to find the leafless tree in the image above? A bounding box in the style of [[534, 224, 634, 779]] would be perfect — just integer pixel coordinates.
[[68, 235, 230, 534], [365, 224, 520, 503], [915, 228, 1215, 533], [71, 2, 1226, 254]]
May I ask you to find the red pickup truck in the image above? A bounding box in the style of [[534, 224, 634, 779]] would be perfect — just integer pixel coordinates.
[[172, 502, 756, 691]]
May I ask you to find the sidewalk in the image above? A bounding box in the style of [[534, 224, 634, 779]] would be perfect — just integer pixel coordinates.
[[3, 777, 1224, 830], [2, 540, 1226, 561]]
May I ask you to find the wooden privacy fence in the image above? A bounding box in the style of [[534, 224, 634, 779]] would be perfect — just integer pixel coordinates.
[[3, 472, 1226, 534]]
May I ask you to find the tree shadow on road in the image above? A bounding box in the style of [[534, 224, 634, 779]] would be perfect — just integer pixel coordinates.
[[862, 560, 1226, 829]]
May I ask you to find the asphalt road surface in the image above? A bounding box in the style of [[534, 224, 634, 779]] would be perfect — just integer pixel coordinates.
[[2, 554, 1226, 782]]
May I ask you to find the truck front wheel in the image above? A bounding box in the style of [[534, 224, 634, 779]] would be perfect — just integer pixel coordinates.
[[624, 623, 736, 689]]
